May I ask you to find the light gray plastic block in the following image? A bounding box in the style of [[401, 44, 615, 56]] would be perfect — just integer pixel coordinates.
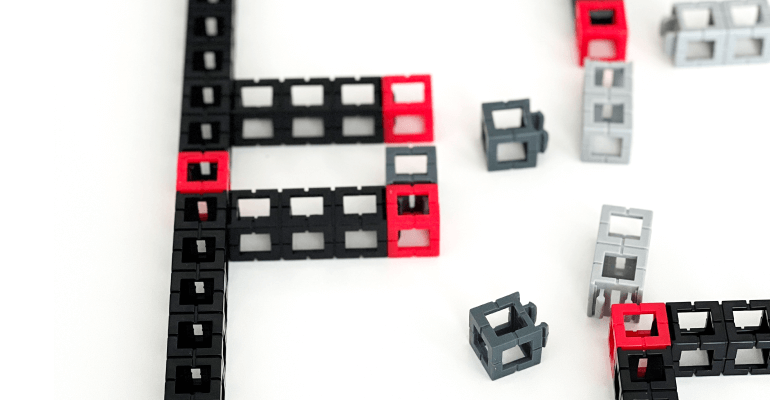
[[587, 205, 653, 318], [469, 292, 549, 380], [481, 101, 548, 171], [722, 0, 770, 64], [583, 60, 633, 98], [661, 2, 746, 66], [385, 146, 437, 185]]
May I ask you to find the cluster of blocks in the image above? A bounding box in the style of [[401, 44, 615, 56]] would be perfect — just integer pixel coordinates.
[[481, 100, 549, 171], [588, 205, 652, 319], [581, 60, 633, 164], [574, 0, 629, 65], [661, 0, 770, 67], [469, 293, 549, 380], [608, 300, 770, 399]]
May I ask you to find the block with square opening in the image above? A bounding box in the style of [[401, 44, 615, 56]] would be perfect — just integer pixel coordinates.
[[575, 1, 628, 65], [381, 75, 434, 143], [588, 205, 652, 318], [581, 61, 633, 164], [481, 100, 548, 171], [386, 184, 440, 258], [610, 303, 672, 366], [469, 292, 549, 381], [386, 146, 437, 185], [614, 348, 678, 399], [721, 299, 770, 375], [666, 301, 729, 376], [333, 186, 388, 258], [176, 151, 230, 194]]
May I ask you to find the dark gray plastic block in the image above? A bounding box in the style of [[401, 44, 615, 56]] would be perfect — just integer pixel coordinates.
[[469, 292, 549, 381], [385, 146, 437, 185], [481, 100, 548, 171]]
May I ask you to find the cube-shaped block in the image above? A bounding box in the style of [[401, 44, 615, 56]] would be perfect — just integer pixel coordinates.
[[385, 146, 438, 185], [481, 100, 548, 171], [469, 292, 549, 380], [575, 0, 629, 65], [176, 151, 230, 194], [614, 348, 678, 399], [666, 301, 728, 376], [610, 303, 672, 364], [386, 184, 440, 257], [381, 75, 434, 143]]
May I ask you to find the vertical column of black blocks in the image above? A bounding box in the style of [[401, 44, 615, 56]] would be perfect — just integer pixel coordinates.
[[333, 187, 388, 258], [280, 189, 335, 260], [722, 300, 770, 375], [228, 190, 283, 261], [614, 348, 678, 400], [331, 77, 384, 144], [666, 301, 728, 377]]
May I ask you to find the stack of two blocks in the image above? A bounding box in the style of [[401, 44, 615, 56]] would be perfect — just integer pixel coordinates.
[[581, 60, 633, 164]]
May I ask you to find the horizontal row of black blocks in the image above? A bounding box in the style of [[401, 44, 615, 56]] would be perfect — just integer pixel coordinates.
[[614, 348, 678, 400], [231, 77, 384, 145], [666, 300, 770, 377], [228, 187, 388, 260]]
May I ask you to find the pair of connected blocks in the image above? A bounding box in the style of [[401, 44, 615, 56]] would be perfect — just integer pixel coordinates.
[[661, 0, 770, 67], [581, 60, 634, 164]]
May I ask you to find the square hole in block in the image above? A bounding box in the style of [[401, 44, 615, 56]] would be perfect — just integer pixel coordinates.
[[590, 9, 616, 25], [240, 233, 272, 252], [679, 312, 709, 331], [393, 115, 426, 135], [391, 82, 425, 103], [341, 83, 375, 105], [681, 8, 714, 29], [593, 104, 625, 123], [486, 308, 510, 330], [397, 229, 430, 248], [290, 197, 325, 216], [292, 231, 325, 251], [609, 215, 644, 238], [735, 38, 763, 58], [735, 348, 765, 365], [242, 118, 274, 139], [397, 195, 430, 215], [492, 108, 523, 129], [734, 310, 765, 329], [175, 365, 211, 394], [625, 313, 656, 335], [342, 116, 375, 137], [588, 39, 617, 59], [181, 237, 216, 262], [345, 230, 378, 249], [190, 86, 221, 107], [178, 321, 213, 349], [241, 86, 273, 108], [238, 198, 271, 219], [497, 142, 527, 162], [686, 40, 716, 60], [730, 4, 760, 26], [291, 85, 324, 107], [179, 279, 215, 305], [680, 349, 711, 367], [628, 354, 667, 382], [502, 345, 526, 365], [343, 195, 377, 215], [292, 117, 325, 138], [188, 162, 218, 181], [592, 135, 622, 157], [602, 255, 638, 280], [394, 154, 428, 175], [595, 67, 626, 89]]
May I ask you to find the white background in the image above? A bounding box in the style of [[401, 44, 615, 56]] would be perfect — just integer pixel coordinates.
[[5, 0, 768, 398]]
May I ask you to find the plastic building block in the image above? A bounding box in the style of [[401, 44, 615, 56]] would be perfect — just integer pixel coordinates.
[[171, 230, 228, 272], [575, 1, 628, 65], [331, 77, 385, 144], [167, 313, 226, 359], [176, 151, 230, 194], [381, 75, 434, 143], [180, 115, 231, 152], [333, 187, 388, 258], [588, 205, 652, 318], [165, 357, 224, 400], [182, 79, 233, 116], [614, 348, 678, 400], [385, 146, 438, 185], [610, 303, 672, 366], [175, 192, 228, 231], [227, 190, 283, 261], [661, 1, 770, 66], [721, 299, 770, 375], [581, 60, 633, 164], [386, 184, 440, 257], [469, 292, 549, 381], [666, 301, 728, 376], [169, 270, 227, 315], [481, 100, 549, 171]]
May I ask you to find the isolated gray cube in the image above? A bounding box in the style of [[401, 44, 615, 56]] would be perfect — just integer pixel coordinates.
[[481, 100, 548, 171]]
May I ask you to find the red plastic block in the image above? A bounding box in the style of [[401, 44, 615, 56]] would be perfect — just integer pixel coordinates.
[[575, 0, 628, 66], [176, 151, 230, 194], [381, 75, 434, 143], [609, 303, 671, 364], [386, 184, 440, 257]]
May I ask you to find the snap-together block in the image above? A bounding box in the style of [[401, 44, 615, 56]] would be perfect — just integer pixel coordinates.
[[481, 100, 548, 171], [575, 0, 629, 65], [385, 146, 438, 185], [581, 60, 633, 164]]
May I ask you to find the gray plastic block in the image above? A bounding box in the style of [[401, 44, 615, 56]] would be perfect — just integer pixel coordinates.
[[587, 205, 653, 318], [469, 292, 549, 381], [722, 0, 770, 64], [385, 146, 437, 185], [481, 100, 548, 171], [583, 60, 633, 98], [581, 62, 634, 164]]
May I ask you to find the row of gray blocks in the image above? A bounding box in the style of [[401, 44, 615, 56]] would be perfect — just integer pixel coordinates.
[[587, 205, 653, 319], [469, 292, 549, 380], [661, 0, 770, 66], [581, 60, 634, 164]]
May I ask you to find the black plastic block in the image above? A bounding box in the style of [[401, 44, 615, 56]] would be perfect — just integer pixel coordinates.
[[330, 77, 384, 144], [332, 186, 386, 227], [164, 357, 224, 400], [182, 79, 233, 115], [666, 301, 728, 376], [180, 115, 231, 151], [167, 313, 226, 359], [615, 348, 677, 400], [228, 226, 283, 261], [175, 192, 228, 231], [280, 188, 334, 227], [184, 42, 232, 81]]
